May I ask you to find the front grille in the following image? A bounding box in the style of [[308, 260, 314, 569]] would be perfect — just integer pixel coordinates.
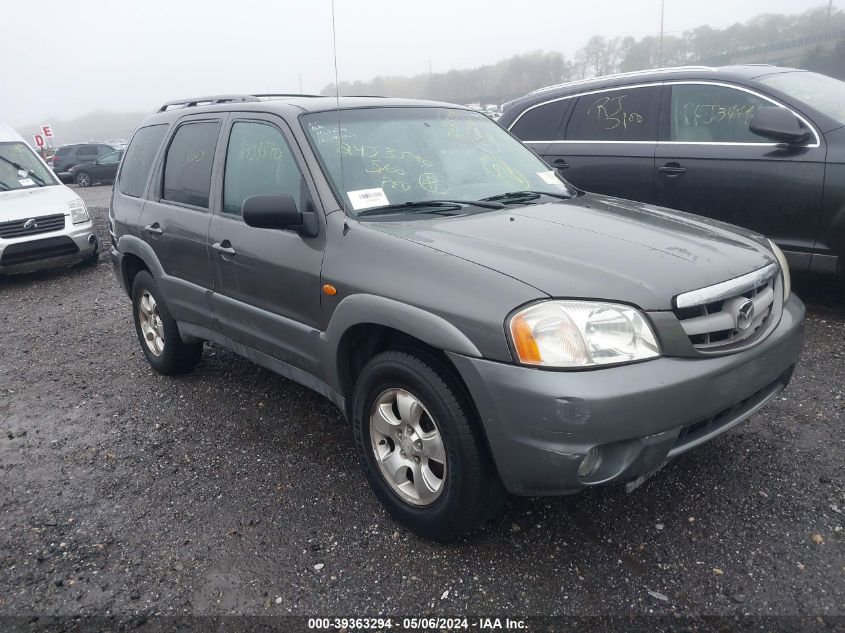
[[0, 236, 79, 266], [0, 214, 66, 239], [673, 264, 781, 351]]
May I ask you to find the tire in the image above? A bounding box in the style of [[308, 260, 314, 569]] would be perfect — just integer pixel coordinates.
[[130, 270, 202, 375], [352, 350, 505, 540], [74, 171, 91, 187], [82, 240, 99, 267]]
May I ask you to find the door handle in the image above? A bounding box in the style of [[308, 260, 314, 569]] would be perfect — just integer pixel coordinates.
[[212, 240, 236, 256], [143, 223, 163, 235], [659, 163, 686, 177], [552, 158, 570, 170]]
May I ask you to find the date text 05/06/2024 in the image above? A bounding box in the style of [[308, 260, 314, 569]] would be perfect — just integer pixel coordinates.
[[307, 617, 527, 630]]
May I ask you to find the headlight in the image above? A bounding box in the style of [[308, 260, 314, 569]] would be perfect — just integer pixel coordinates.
[[508, 300, 660, 368], [69, 198, 90, 224], [768, 239, 791, 301]]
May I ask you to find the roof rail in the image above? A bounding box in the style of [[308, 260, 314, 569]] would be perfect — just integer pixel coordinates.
[[157, 93, 328, 112], [252, 93, 323, 99], [527, 65, 718, 97], [158, 95, 260, 112]]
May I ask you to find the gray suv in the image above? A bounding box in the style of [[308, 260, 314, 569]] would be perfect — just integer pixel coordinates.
[[110, 94, 805, 540]]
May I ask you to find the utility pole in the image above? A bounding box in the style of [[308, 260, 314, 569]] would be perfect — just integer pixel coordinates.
[[299, 74, 303, 93], [657, 0, 665, 67], [826, 0, 834, 38]]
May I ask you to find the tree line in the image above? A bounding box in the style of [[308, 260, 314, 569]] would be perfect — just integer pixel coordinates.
[[321, 6, 845, 104]]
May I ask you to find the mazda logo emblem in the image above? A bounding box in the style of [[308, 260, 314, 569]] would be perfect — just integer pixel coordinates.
[[736, 299, 755, 331], [23, 218, 37, 230]]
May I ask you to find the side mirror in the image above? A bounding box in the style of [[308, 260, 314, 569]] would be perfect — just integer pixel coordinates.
[[242, 194, 302, 230], [749, 107, 811, 145]]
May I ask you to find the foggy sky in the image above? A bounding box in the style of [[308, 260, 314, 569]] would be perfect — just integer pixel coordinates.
[[0, 0, 829, 128]]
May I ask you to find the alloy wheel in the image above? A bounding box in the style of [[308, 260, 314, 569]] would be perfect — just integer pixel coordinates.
[[138, 290, 165, 356], [369, 388, 447, 506]]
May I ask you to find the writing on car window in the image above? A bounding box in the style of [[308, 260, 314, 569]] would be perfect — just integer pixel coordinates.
[[587, 94, 645, 131]]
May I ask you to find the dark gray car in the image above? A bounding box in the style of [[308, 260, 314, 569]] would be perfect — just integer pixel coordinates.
[[52, 143, 116, 182], [109, 95, 804, 540]]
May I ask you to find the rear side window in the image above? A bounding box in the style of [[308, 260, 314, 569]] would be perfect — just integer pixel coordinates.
[[509, 100, 567, 141], [77, 145, 99, 157], [565, 86, 660, 142], [119, 124, 168, 198], [223, 121, 302, 216], [669, 84, 773, 143], [162, 121, 221, 208], [56, 147, 71, 156]]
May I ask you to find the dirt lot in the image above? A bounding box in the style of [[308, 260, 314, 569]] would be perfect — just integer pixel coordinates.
[[1, 185, 843, 625]]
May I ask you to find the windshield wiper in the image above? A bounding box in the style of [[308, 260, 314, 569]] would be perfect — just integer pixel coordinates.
[[481, 190, 573, 204], [0, 156, 48, 187], [357, 199, 504, 217]]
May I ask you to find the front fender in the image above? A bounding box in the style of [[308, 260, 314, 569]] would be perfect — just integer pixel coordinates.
[[320, 293, 482, 393]]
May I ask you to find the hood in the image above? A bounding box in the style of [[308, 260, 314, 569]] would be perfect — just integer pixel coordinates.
[[0, 184, 79, 223], [366, 193, 776, 311]]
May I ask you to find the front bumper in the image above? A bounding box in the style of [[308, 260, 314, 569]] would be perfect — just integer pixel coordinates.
[[0, 222, 97, 274], [448, 295, 805, 496]]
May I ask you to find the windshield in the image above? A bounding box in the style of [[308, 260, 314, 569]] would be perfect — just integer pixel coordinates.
[[0, 142, 58, 191], [757, 71, 845, 126], [302, 107, 574, 215]]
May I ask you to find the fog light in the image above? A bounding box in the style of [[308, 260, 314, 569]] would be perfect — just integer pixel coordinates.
[[578, 447, 601, 478]]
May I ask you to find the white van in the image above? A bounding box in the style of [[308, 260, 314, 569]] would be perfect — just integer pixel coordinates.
[[0, 123, 98, 274]]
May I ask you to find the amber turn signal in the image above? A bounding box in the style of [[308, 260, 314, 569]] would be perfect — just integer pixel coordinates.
[[509, 313, 542, 364], [322, 284, 337, 296]]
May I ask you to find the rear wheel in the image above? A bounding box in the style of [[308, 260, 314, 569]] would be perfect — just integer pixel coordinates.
[[352, 350, 504, 540], [131, 270, 202, 374], [74, 171, 91, 187]]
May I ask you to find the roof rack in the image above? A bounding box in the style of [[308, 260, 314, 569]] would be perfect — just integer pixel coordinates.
[[252, 93, 322, 99], [158, 95, 260, 112], [527, 65, 718, 97], [157, 93, 324, 112]]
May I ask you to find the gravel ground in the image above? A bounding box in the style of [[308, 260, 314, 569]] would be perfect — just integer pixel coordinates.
[[1, 185, 843, 625]]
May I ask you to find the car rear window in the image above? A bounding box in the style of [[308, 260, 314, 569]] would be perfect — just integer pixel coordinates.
[[119, 124, 169, 198], [161, 121, 221, 209], [565, 86, 660, 142], [56, 147, 71, 156]]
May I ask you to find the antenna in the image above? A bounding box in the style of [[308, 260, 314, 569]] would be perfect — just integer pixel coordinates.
[[657, 0, 665, 67], [331, 0, 346, 210]]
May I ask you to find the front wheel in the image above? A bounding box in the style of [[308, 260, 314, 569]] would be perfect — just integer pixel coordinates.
[[352, 350, 505, 540], [82, 239, 99, 267], [74, 171, 91, 187]]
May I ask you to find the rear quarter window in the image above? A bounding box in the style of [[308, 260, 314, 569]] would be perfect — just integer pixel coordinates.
[[118, 124, 169, 198], [509, 100, 567, 141]]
